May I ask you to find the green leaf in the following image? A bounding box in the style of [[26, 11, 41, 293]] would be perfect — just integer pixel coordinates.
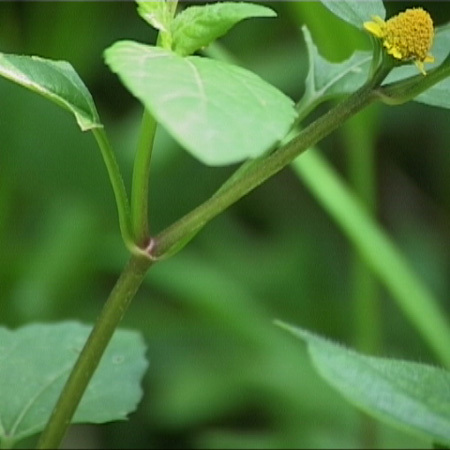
[[320, 0, 385, 29], [104, 41, 296, 166], [171, 2, 276, 57], [298, 26, 371, 116], [277, 322, 450, 447], [0, 53, 102, 131], [0, 322, 148, 447], [136, 0, 174, 49], [137, 0, 171, 32]]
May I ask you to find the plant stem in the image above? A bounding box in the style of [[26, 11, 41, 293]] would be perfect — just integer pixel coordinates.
[[92, 128, 135, 251], [131, 109, 158, 246], [35, 47, 450, 449], [130, 0, 180, 246], [37, 254, 152, 449], [376, 53, 450, 104], [152, 83, 379, 259]]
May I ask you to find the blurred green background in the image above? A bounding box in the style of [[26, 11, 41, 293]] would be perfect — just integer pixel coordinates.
[[1, 1, 450, 448]]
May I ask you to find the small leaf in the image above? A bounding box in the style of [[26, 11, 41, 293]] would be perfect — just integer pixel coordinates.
[[277, 322, 450, 447], [0, 322, 148, 447], [0, 53, 101, 131], [298, 26, 371, 114], [171, 2, 276, 57], [137, 0, 171, 32], [320, 0, 386, 29], [104, 41, 296, 166], [136, 0, 174, 48]]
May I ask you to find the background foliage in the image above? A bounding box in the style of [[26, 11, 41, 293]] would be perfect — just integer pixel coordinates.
[[1, 1, 450, 448]]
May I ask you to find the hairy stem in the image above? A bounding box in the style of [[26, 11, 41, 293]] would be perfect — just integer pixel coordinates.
[[37, 254, 152, 449]]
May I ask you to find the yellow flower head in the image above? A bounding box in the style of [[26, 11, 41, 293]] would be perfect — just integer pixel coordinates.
[[364, 8, 434, 75]]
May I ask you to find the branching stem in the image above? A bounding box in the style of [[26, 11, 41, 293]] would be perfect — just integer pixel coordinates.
[[152, 80, 380, 258], [36, 40, 450, 450]]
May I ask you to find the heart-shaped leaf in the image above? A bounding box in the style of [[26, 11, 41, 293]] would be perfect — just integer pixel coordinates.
[[104, 41, 296, 166], [0, 322, 148, 447]]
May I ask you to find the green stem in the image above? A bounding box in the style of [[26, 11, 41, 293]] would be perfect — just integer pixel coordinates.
[[376, 53, 450, 104], [131, 109, 158, 246], [37, 5, 180, 447], [129, 0, 180, 247], [37, 254, 152, 449], [92, 128, 135, 251], [34, 45, 450, 450], [152, 82, 380, 259]]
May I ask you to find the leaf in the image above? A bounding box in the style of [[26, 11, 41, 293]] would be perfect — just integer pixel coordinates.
[[0, 322, 148, 447], [104, 41, 296, 166], [136, 0, 174, 49], [137, 0, 171, 32], [320, 0, 385, 29], [276, 322, 450, 446], [298, 26, 371, 115], [171, 2, 276, 57], [0, 53, 101, 131]]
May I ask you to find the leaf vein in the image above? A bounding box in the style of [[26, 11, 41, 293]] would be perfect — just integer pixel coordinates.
[[9, 366, 72, 439]]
